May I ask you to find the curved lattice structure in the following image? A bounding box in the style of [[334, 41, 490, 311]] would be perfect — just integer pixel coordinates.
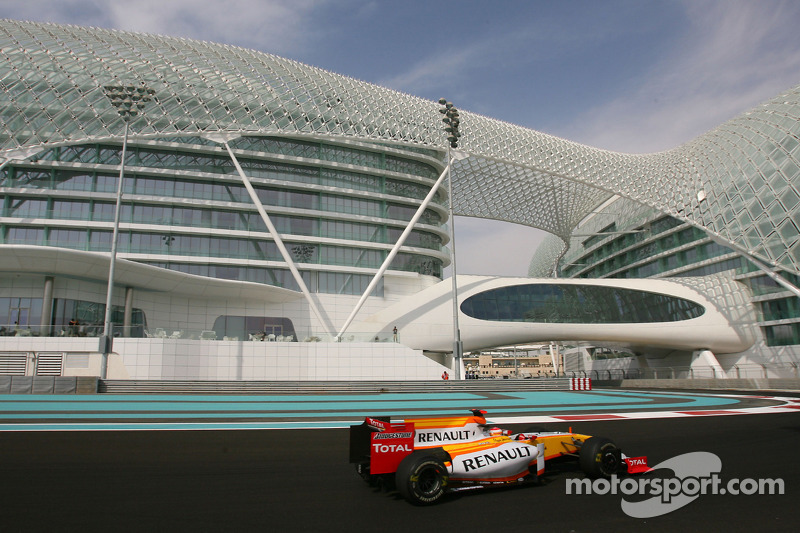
[[1, 19, 798, 275]]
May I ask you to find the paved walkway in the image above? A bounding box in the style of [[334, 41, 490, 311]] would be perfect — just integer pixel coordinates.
[[1, 388, 799, 431]]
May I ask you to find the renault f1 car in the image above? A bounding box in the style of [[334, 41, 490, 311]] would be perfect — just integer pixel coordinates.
[[349, 409, 649, 505]]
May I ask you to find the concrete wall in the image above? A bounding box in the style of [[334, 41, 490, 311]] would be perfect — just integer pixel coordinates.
[[1, 337, 448, 380], [115, 339, 447, 380]]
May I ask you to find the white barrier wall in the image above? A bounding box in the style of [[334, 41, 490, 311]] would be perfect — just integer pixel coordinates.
[[1, 337, 449, 381], [117, 339, 448, 380]]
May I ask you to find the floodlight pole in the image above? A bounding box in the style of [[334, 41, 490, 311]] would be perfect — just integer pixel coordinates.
[[99, 83, 155, 379], [446, 146, 463, 380], [439, 99, 463, 380]]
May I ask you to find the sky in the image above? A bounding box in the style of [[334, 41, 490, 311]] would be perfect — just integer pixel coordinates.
[[2, 0, 800, 277]]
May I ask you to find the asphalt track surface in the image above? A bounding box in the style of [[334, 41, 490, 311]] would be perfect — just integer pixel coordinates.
[[1, 389, 799, 532]]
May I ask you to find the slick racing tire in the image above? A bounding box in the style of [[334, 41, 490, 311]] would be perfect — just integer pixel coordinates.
[[579, 437, 622, 478], [395, 452, 449, 505]]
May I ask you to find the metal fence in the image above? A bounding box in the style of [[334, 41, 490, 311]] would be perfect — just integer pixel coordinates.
[[571, 363, 800, 380], [99, 378, 575, 394]]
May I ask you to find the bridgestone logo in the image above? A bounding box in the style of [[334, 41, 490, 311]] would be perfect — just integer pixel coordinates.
[[374, 432, 413, 440]]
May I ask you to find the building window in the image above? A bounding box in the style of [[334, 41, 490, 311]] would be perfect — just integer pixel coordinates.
[[582, 223, 616, 249], [5, 227, 45, 245], [212, 315, 296, 341], [763, 323, 800, 346], [461, 284, 706, 324]]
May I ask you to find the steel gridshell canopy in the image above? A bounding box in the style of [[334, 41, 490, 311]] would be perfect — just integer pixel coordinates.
[[1, 20, 799, 275]]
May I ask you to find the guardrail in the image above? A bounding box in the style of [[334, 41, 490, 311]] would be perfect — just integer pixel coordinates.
[[569, 363, 800, 380], [0, 323, 402, 343], [0, 376, 98, 394], [100, 378, 575, 394]]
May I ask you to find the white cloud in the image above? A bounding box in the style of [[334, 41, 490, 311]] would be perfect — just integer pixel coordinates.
[[0, 0, 327, 55], [565, 0, 800, 153], [377, 31, 510, 95], [444, 217, 546, 277], [110, 0, 324, 54], [375, 18, 558, 97]]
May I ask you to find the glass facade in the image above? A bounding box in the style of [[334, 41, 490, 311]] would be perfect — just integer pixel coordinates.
[[555, 204, 800, 348], [0, 135, 448, 294], [211, 315, 296, 341], [461, 284, 705, 324], [561, 216, 725, 279], [0, 297, 42, 334], [0, 296, 145, 337], [740, 270, 800, 346], [764, 323, 800, 346]]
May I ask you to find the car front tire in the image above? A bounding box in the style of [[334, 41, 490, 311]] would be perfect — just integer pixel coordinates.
[[579, 436, 621, 478]]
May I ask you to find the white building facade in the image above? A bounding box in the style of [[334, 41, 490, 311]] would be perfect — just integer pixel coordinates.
[[1, 20, 798, 380]]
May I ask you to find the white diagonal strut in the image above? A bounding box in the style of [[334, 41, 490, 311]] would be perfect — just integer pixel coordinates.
[[337, 159, 453, 339], [221, 141, 334, 337]]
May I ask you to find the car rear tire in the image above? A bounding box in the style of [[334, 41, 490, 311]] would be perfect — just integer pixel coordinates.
[[395, 452, 448, 505], [579, 437, 621, 478]]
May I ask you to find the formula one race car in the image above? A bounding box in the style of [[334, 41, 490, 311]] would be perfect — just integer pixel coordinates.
[[349, 409, 649, 505]]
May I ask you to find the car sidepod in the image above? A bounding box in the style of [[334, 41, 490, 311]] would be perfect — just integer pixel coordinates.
[[447, 439, 545, 482]]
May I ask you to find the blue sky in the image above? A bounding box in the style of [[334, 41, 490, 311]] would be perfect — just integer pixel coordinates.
[[3, 0, 800, 276]]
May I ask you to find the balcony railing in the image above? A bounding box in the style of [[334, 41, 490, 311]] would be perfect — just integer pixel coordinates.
[[0, 323, 403, 344]]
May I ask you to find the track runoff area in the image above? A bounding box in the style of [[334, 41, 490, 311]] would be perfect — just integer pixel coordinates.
[[0, 388, 798, 431]]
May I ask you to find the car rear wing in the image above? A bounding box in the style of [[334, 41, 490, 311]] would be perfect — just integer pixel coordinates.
[[350, 417, 418, 475]]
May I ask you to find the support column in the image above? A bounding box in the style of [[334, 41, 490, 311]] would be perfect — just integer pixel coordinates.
[[337, 158, 453, 339], [124, 286, 133, 337], [217, 138, 333, 337], [692, 349, 725, 378], [550, 343, 561, 376], [40, 276, 54, 337]]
